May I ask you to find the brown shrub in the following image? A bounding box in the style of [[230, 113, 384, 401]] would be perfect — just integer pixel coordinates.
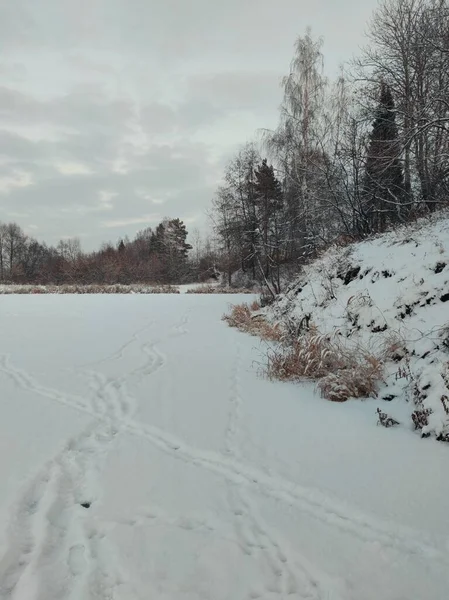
[[222, 302, 388, 402], [267, 329, 343, 378], [222, 303, 282, 342], [266, 328, 384, 402], [319, 359, 383, 402], [250, 300, 261, 311], [222, 303, 252, 327]]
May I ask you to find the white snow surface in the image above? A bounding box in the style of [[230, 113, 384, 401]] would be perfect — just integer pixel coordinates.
[[269, 213, 449, 440], [0, 294, 448, 600]]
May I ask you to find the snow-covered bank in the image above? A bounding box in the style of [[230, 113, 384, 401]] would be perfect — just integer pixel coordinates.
[[0, 294, 448, 599], [267, 212, 449, 440]]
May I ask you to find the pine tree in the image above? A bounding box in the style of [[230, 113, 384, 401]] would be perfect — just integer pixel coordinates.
[[149, 219, 192, 283], [165, 219, 192, 261], [363, 83, 404, 233]]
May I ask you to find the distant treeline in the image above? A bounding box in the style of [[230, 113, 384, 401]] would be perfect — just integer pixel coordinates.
[[0, 218, 217, 285]]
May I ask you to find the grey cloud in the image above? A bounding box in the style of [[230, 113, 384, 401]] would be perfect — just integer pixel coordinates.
[[3, 142, 214, 209], [65, 52, 119, 76], [0, 130, 41, 161], [0, 85, 135, 136], [140, 71, 279, 139], [141, 99, 224, 137], [0, 61, 27, 82], [176, 100, 225, 132], [140, 103, 177, 136], [0, 127, 117, 176], [0, 84, 136, 180], [0, 3, 35, 50], [0, 1, 379, 69], [185, 71, 283, 112], [0, 128, 116, 179], [0, 87, 43, 124], [51, 88, 135, 135], [53, 132, 121, 167]]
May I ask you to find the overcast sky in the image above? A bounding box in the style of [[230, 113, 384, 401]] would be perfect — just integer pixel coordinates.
[[0, 0, 379, 250]]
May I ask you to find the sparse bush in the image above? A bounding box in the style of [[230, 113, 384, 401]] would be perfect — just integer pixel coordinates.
[[222, 303, 252, 327], [222, 303, 388, 402], [319, 359, 383, 402], [266, 328, 385, 402], [345, 292, 373, 327], [377, 408, 400, 428], [222, 303, 282, 341], [411, 408, 432, 431], [267, 329, 343, 380]]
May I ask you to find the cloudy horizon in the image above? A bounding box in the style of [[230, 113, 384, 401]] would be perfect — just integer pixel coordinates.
[[0, 0, 378, 250]]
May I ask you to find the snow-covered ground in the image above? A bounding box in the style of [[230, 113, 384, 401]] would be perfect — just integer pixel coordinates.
[[0, 294, 448, 600]]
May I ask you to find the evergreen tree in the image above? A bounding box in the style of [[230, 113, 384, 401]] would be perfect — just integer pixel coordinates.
[[254, 159, 283, 289], [165, 219, 192, 261], [363, 83, 405, 233], [149, 219, 192, 283]]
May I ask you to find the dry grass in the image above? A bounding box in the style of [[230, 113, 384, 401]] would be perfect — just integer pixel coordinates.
[[0, 284, 180, 294], [266, 328, 385, 402], [319, 359, 384, 402], [186, 285, 256, 294], [250, 300, 261, 311], [222, 303, 283, 342], [222, 305, 386, 402], [377, 408, 400, 427]]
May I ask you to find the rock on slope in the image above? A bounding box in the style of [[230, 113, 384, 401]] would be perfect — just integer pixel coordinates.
[[268, 212, 449, 441]]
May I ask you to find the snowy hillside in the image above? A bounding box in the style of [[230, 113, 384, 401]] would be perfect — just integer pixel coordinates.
[[268, 212, 449, 441]]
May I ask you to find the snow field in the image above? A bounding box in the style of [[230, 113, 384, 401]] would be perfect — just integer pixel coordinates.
[[0, 294, 448, 599]]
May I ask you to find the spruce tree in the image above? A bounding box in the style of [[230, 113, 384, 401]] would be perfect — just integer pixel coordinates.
[[363, 83, 404, 233], [254, 159, 283, 286]]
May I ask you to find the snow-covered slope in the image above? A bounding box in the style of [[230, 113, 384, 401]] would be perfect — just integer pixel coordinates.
[[269, 213, 449, 440]]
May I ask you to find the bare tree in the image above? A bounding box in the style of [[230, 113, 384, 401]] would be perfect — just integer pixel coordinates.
[[0, 223, 6, 281], [3, 223, 26, 280], [265, 29, 334, 258]]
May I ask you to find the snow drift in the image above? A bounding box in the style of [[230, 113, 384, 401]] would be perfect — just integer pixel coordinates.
[[267, 212, 449, 441]]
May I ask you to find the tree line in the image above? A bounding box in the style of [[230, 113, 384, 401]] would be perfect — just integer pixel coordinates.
[[0, 218, 211, 285], [211, 0, 449, 295]]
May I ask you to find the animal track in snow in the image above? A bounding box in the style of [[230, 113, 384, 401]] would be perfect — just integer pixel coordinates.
[[0, 362, 136, 599], [2, 348, 443, 569], [223, 344, 322, 598]]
